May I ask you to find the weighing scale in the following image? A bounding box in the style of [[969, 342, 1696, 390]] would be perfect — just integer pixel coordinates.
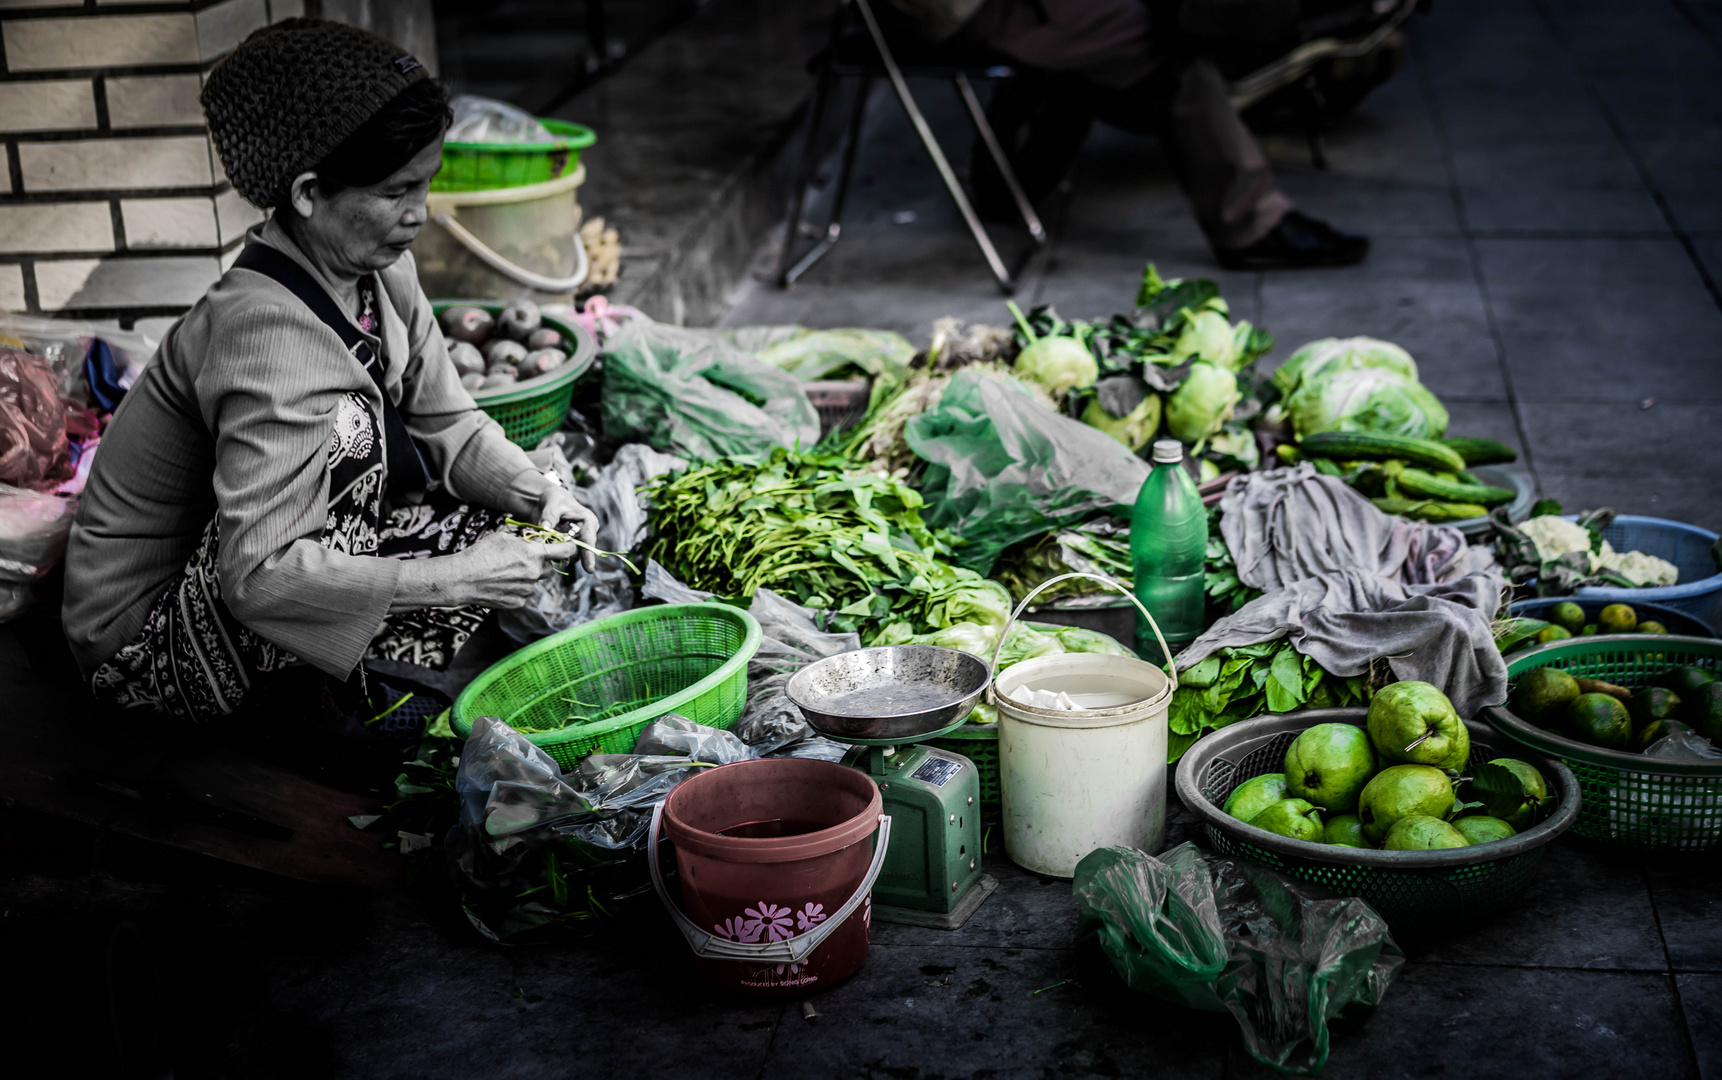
[[786, 646, 998, 930]]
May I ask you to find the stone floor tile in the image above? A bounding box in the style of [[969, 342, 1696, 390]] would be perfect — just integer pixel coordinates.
[[1409, 838, 1665, 971], [1678, 974, 1722, 1079], [1636, 138, 1722, 232], [871, 856, 1079, 951], [1533, 474, 1722, 533], [1474, 237, 1722, 402], [759, 942, 1231, 1080], [1234, 965, 1696, 1080], [1518, 402, 1722, 477], [1439, 400, 1528, 461], [1645, 855, 1722, 973], [1449, 140, 1667, 232]]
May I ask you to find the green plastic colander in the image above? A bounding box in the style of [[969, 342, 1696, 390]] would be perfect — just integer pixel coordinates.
[[452, 603, 762, 769]]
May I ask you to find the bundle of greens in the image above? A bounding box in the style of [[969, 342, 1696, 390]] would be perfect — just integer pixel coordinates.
[[994, 518, 1133, 607], [1166, 640, 1368, 761], [1203, 503, 1258, 617], [644, 447, 1011, 637]]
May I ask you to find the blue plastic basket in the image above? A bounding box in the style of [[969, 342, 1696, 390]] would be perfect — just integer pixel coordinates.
[[1508, 596, 1715, 639], [1566, 515, 1722, 633]]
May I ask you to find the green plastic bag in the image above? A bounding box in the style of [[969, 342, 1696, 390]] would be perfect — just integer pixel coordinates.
[[905, 371, 1149, 574], [601, 321, 820, 462], [1074, 843, 1404, 1076]]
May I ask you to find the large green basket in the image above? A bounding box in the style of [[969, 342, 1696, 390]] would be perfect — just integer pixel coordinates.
[[433, 118, 595, 193], [931, 723, 999, 807], [452, 604, 762, 770], [1176, 708, 1579, 935], [430, 300, 596, 448], [1485, 635, 1722, 852]]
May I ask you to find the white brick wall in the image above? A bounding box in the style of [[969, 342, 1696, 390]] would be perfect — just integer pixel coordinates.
[[20, 136, 214, 191], [3, 14, 202, 70], [107, 75, 205, 128], [0, 265, 25, 313], [0, 80, 97, 133], [0, 203, 114, 253], [122, 197, 218, 248], [35, 255, 220, 310]]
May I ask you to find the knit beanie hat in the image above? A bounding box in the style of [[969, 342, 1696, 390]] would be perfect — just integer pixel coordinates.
[[202, 18, 429, 209]]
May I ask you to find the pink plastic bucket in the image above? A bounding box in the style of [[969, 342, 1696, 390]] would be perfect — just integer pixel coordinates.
[[651, 758, 887, 995]]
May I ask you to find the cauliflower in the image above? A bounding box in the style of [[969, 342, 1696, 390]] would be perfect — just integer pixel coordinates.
[[1519, 515, 1679, 585], [1519, 515, 1594, 563], [1598, 549, 1680, 587]]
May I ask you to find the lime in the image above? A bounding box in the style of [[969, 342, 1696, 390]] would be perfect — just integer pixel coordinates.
[[1627, 687, 1682, 731], [1566, 692, 1633, 749], [1451, 816, 1517, 844], [1597, 604, 1637, 634], [1635, 718, 1692, 752], [1581, 624, 1600, 636], [1222, 773, 1290, 823], [1638, 621, 1668, 634], [1249, 798, 1324, 842], [1487, 758, 1551, 831], [1547, 601, 1587, 633], [1511, 667, 1581, 728], [1382, 815, 1469, 850], [1357, 764, 1456, 844], [1537, 625, 1573, 644], [1323, 813, 1370, 848], [1367, 681, 1469, 770], [1657, 666, 1717, 696], [1682, 681, 1722, 743], [1284, 723, 1377, 814]]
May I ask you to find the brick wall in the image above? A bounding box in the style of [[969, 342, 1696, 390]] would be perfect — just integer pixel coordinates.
[[0, 0, 304, 334]]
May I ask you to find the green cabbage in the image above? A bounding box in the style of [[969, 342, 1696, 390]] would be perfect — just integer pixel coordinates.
[[1164, 361, 1240, 443], [930, 577, 1014, 631], [1080, 391, 1162, 451], [1172, 310, 1236, 369], [1272, 337, 1418, 398], [1286, 365, 1449, 439], [1052, 625, 1135, 657], [1013, 336, 1099, 396]]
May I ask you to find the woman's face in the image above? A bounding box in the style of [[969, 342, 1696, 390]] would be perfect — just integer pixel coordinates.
[[288, 137, 443, 278]]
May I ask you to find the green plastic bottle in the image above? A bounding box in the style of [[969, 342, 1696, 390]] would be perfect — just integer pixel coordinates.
[[1131, 439, 1206, 656]]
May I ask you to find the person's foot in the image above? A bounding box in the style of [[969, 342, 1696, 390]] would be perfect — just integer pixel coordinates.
[[1216, 211, 1370, 270]]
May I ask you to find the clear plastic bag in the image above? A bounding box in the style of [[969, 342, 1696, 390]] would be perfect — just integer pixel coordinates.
[[446, 94, 554, 144], [1646, 730, 1722, 759], [600, 321, 821, 462], [1074, 842, 1404, 1076], [905, 371, 1150, 574], [0, 313, 153, 411]]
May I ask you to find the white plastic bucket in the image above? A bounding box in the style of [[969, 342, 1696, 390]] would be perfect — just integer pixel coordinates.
[[992, 573, 1177, 878], [416, 166, 590, 304]]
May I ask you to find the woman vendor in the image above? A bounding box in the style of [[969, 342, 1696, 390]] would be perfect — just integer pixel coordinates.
[[61, 19, 597, 723]]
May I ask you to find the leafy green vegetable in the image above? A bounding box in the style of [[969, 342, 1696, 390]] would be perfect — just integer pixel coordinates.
[[1165, 361, 1241, 443], [1203, 502, 1258, 616], [994, 518, 1133, 606], [645, 447, 1007, 637], [1166, 640, 1368, 762]]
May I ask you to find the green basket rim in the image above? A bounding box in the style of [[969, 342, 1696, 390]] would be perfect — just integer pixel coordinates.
[[442, 119, 596, 154], [429, 300, 597, 405], [935, 723, 998, 741], [450, 602, 763, 748], [1485, 633, 1722, 777]]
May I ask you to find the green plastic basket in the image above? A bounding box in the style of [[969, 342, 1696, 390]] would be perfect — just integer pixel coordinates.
[[1176, 708, 1579, 935], [430, 300, 596, 448], [1485, 635, 1722, 852], [931, 722, 999, 807], [452, 603, 762, 770], [433, 119, 595, 193]]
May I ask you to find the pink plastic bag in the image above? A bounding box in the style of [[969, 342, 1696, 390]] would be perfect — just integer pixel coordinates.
[[0, 348, 71, 490]]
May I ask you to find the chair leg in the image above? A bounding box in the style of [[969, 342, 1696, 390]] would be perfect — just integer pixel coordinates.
[[777, 60, 841, 287], [954, 74, 1046, 247], [782, 74, 871, 287], [853, 0, 1017, 293]]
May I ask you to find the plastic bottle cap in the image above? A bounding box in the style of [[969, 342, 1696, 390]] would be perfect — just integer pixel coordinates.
[[1151, 439, 1182, 464]]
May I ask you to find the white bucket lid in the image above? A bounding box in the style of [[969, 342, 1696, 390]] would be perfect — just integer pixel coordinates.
[[990, 652, 1173, 729]]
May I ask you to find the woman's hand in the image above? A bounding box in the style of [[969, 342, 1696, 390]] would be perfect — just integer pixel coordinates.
[[536, 486, 600, 573], [391, 530, 576, 612]]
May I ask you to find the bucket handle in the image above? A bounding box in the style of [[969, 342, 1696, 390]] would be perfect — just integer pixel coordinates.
[[647, 804, 893, 964], [430, 208, 591, 293], [990, 571, 1178, 693]]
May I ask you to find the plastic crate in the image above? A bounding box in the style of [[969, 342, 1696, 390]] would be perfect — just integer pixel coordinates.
[[931, 722, 999, 807], [802, 379, 871, 439], [1176, 708, 1579, 934], [1569, 515, 1722, 633], [433, 119, 595, 193], [452, 603, 762, 770], [1508, 596, 1714, 639], [1485, 635, 1722, 852], [430, 301, 596, 448]]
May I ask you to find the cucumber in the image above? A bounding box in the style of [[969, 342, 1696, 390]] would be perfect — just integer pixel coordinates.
[[1275, 443, 1304, 465], [1308, 457, 1343, 477], [1371, 497, 1490, 522], [1395, 467, 1515, 506], [1300, 431, 1466, 473], [1439, 436, 1518, 466]]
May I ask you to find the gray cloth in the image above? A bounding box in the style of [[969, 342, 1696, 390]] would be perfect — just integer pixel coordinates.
[[1183, 466, 1509, 719]]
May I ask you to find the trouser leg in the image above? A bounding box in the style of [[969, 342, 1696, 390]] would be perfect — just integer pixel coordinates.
[[1152, 58, 1290, 251]]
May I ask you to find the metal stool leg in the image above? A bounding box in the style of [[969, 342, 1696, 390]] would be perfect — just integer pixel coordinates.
[[854, 0, 1016, 293], [954, 74, 1046, 246], [782, 74, 872, 286], [778, 58, 840, 286]]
